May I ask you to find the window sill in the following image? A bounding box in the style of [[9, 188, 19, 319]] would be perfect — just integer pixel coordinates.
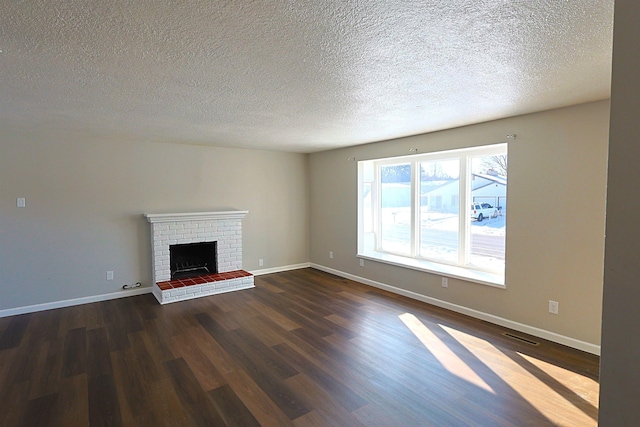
[[357, 251, 505, 288]]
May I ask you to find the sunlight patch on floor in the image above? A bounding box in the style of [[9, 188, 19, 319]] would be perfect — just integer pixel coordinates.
[[518, 352, 599, 408], [440, 324, 597, 426], [398, 313, 495, 394]]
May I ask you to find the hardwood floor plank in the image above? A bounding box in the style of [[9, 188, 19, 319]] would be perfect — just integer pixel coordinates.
[[29, 309, 62, 342], [285, 373, 368, 427], [156, 300, 205, 333], [163, 357, 227, 426], [352, 403, 408, 427], [273, 341, 367, 412], [204, 296, 247, 330], [88, 373, 123, 427], [291, 326, 375, 379], [0, 315, 11, 333], [252, 287, 336, 337], [181, 325, 238, 376], [271, 277, 363, 320], [0, 347, 16, 393], [100, 300, 131, 352], [0, 381, 30, 427], [27, 338, 66, 399], [61, 327, 87, 378], [245, 299, 301, 331], [220, 369, 295, 427], [140, 317, 178, 363], [57, 306, 87, 339], [235, 312, 289, 347], [207, 384, 261, 427], [197, 312, 309, 420], [6, 329, 42, 385], [210, 290, 260, 315], [83, 301, 107, 330], [110, 348, 150, 420], [0, 313, 31, 350], [145, 377, 194, 426], [87, 327, 113, 379], [127, 330, 164, 384], [171, 330, 226, 391], [49, 374, 90, 426], [230, 327, 299, 380], [131, 294, 162, 321], [365, 370, 483, 426], [19, 392, 59, 427], [258, 275, 288, 293], [292, 410, 333, 427], [114, 297, 145, 334]]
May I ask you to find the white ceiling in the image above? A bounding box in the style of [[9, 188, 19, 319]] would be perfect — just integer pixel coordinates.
[[0, 1, 614, 153]]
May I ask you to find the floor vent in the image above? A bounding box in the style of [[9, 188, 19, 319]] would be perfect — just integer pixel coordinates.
[[502, 332, 540, 346]]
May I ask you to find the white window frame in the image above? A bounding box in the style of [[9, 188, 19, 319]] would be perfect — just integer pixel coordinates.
[[357, 143, 507, 287]]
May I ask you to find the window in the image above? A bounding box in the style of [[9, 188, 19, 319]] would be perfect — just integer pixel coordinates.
[[358, 144, 507, 286]]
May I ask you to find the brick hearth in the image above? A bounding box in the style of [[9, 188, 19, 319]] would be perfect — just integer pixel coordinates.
[[153, 270, 254, 304]]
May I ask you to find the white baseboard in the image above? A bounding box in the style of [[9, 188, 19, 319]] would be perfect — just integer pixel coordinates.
[[250, 262, 311, 276], [0, 262, 312, 318], [311, 263, 600, 355], [0, 287, 152, 318]]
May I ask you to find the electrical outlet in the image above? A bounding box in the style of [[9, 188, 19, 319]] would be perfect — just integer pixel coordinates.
[[17, 197, 26, 208], [441, 277, 448, 288], [259, 259, 264, 266], [329, 251, 333, 259], [106, 271, 114, 281], [549, 300, 559, 315], [359, 259, 364, 267]]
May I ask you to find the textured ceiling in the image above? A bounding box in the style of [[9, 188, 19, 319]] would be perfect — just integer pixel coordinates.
[[0, 1, 614, 153]]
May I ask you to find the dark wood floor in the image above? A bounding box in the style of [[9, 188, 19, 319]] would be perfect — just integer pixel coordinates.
[[0, 268, 599, 426]]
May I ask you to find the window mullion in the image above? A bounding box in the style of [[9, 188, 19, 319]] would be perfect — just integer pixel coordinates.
[[411, 160, 420, 257], [459, 155, 469, 266], [373, 163, 381, 251]]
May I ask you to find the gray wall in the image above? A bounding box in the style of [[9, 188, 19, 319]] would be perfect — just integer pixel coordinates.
[[309, 100, 609, 347], [599, 0, 640, 424], [0, 127, 309, 310]]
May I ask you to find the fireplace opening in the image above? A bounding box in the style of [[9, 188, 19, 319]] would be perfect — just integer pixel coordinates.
[[169, 241, 218, 280]]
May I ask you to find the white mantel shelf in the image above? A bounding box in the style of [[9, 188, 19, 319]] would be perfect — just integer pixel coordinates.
[[144, 210, 248, 223]]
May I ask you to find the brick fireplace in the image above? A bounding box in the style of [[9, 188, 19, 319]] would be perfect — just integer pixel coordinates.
[[144, 210, 254, 304]]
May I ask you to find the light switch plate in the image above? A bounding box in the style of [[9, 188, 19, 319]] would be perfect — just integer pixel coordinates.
[[17, 198, 25, 208]]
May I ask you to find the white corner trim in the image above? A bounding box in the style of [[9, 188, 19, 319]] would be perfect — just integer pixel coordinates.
[[0, 287, 153, 318], [250, 262, 311, 276], [311, 263, 601, 355], [144, 210, 248, 223]]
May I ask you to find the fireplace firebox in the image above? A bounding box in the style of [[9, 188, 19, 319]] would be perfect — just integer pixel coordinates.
[[170, 241, 217, 280]]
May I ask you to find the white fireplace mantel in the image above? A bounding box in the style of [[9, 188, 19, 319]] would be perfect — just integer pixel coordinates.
[[144, 210, 248, 224]]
